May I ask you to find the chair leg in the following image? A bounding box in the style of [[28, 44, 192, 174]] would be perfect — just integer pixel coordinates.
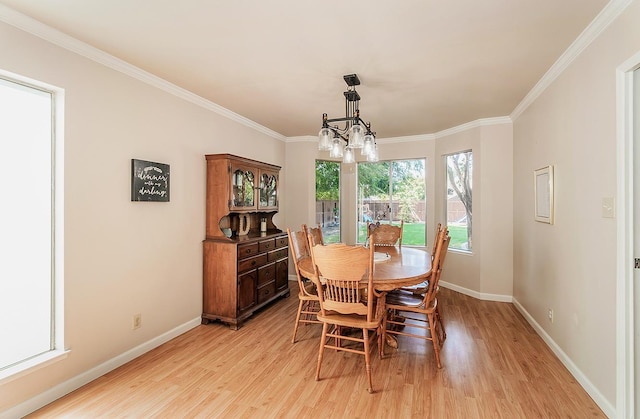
[[291, 299, 305, 343], [427, 313, 442, 369], [316, 322, 329, 381], [363, 328, 374, 393], [436, 305, 446, 345]]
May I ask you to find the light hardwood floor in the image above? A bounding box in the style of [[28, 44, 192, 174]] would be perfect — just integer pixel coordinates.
[[28, 284, 605, 418]]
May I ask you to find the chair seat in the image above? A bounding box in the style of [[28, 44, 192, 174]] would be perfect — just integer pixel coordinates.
[[386, 289, 431, 308], [317, 312, 382, 330], [400, 280, 429, 295]]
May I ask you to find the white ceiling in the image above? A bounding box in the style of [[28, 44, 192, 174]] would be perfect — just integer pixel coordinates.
[[0, 0, 610, 139]]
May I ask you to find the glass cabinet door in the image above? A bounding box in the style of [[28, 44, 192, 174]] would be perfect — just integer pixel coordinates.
[[232, 167, 256, 208], [258, 171, 278, 209]]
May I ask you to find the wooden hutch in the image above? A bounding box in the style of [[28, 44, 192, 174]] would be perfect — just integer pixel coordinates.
[[202, 154, 289, 329]]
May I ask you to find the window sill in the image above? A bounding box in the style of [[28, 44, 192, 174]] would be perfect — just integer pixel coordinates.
[[0, 349, 70, 385]]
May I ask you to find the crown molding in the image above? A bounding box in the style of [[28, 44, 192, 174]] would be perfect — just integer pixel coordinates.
[[510, 0, 633, 121], [381, 116, 512, 143], [287, 116, 512, 145], [0, 4, 285, 142], [284, 135, 317, 143]]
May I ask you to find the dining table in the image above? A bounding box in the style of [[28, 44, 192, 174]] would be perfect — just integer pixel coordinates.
[[298, 245, 432, 291], [298, 244, 432, 349]]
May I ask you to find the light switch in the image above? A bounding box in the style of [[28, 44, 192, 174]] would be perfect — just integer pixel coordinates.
[[602, 197, 615, 218]]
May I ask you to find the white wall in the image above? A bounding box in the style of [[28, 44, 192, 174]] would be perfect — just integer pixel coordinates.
[[512, 0, 640, 412], [0, 20, 285, 414]]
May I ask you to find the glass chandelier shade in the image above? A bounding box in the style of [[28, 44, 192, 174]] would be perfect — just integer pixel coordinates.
[[361, 133, 374, 156], [348, 123, 364, 148], [367, 143, 379, 162], [318, 127, 332, 151], [343, 147, 355, 164], [329, 136, 343, 158]]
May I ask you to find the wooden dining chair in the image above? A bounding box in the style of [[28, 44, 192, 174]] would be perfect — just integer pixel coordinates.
[[385, 230, 451, 368], [303, 223, 324, 246], [287, 228, 321, 343], [307, 234, 386, 393], [367, 220, 403, 247], [401, 223, 446, 295]]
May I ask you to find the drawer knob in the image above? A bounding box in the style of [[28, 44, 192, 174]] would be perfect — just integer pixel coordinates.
[[251, 261, 256, 266]]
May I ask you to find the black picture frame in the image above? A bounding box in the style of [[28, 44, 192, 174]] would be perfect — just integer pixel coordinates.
[[131, 159, 170, 202]]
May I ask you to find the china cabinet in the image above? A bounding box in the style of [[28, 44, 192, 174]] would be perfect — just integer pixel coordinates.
[[202, 154, 288, 329]]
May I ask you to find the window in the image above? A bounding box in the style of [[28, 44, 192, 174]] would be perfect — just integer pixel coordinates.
[[445, 151, 472, 251], [0, 74, 63, 379], [357, 159, 426, 245], [315, 160, 340, 243]]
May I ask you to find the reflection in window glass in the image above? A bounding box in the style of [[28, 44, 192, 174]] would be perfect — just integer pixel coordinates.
[[445, 151, 473, 251]]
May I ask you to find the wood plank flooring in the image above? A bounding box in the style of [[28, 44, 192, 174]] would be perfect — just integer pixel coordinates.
[[27, 284, 605, 418]]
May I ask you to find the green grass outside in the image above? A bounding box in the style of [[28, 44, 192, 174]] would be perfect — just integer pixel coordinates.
[[328, 222, 469, 249]]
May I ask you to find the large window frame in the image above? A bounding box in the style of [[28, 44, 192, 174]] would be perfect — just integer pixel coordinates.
[[0, 71, 66, 383], [356, 159, 426, 246]]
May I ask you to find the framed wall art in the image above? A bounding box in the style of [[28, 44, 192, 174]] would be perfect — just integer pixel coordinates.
[[534, 165, 554, 224], [131, 159, 170, 202]]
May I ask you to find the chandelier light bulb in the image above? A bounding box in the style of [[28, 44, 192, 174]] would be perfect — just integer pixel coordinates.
[[343, 147, 355, 164], [318, 127, 332, 151], [329, 137, 343, 158]]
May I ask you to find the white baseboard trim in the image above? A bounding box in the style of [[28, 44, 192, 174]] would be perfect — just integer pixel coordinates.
[[511, 298, 615, 418], [1, 317, 202, 419], [439, 280, 513, 302]]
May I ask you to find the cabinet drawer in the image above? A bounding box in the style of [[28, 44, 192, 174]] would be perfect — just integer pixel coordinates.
[[238, 243, 259, 259], [257, 281, 276, 304], [268, 247, 288, 262], [258, 239, 276, 252], [238, 254, 268, 273], [275, 236, 288, 249], [257, 262, 276, 287]]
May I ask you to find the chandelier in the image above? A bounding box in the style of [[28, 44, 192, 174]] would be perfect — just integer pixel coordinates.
[[318, 74, 378, 163]]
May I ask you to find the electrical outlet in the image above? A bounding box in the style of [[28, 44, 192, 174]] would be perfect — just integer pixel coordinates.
[[133, 313, 142, 329], [547, 308, 554, 323]]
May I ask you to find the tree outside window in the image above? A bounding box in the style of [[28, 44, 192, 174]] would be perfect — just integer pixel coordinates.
[[446, 151, 472, 251]]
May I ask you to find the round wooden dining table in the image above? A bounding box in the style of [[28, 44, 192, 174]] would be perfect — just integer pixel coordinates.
[[298, 244, 432, 349], [298, 245, 432, 290]]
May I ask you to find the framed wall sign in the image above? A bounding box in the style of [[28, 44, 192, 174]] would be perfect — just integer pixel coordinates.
[[131, 159, 170, 202], [534, 165, 554, 224]]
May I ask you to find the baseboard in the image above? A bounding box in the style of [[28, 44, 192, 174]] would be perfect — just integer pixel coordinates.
[[439, 280, 513, 302], [1, 317, 202, 419], [511, 298, 615, 418]]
